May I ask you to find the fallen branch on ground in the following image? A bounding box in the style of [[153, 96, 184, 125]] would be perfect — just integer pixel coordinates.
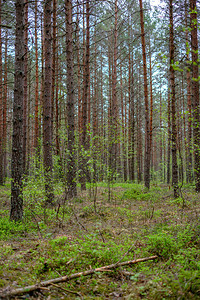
[[0, 255, 158, 298]]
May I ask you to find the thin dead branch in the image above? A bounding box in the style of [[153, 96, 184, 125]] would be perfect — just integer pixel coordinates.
[[1, 255, 158, 298]]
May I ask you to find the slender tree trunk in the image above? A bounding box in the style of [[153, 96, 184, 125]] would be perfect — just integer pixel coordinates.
[[80, 0, 90, 190], [65, 0, 77, 198], [76, 2, 81, 135], [190, 0, 200, 192], [43, 0, 54, 205], [181, 74, 187, 182], [93, 25, 98, 182], [80, 0, 87, 190], [26, 58, 31, 175], [108, 0, 118, 180], [120, 64, 125, 180], [139, 0, 150, 189], [129, 65, 135, 182], [149, 38, 153, 177], [3, 31, 8, 181], [159, 88, 163, 181], [167, 88, 171, 185], [169, 0, 179, 198], [55, 48, 60, 156], [10, 0, 25, 221], [185, 2, 193, 183], [137, 69, 142, 183], [52, 0, 57, 148], [23, 0, 28, 173], [0, 0, 3, 185], [34, 0, 39, 154]]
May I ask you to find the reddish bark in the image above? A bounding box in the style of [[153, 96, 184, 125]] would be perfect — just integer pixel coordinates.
[[80, 0, 90, 190], [139, 0, 150, 189]]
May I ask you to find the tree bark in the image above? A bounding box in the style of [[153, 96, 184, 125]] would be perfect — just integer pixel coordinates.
[[43, 0, 54, 205], [34, 0, 39, 155], [190, 0, 200, 192], [169, 0, 179, 198], [0, 0, 3, 185], [185, 1, 193, 183], [10, 0, 25, 221], [3, 30, 8, 181], [139, 0, 150, 189], [65, 0, 77, 198], [167, 88, 171, 185]]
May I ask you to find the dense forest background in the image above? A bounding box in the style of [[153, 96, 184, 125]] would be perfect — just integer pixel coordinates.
[[0, 0, 199, 220], [0, 0, 200, 298]]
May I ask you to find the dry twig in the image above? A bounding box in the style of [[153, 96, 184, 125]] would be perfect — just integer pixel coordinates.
[[0, 255, 157, 298]]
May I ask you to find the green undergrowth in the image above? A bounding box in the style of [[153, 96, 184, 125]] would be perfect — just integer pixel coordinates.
[[0, 181, 200, 299]]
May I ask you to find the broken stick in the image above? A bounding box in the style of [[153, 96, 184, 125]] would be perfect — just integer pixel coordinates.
[[1, 255, 157, 298]]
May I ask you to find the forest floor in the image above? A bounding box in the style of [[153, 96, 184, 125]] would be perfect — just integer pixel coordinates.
[[0, 181, 200, 299]]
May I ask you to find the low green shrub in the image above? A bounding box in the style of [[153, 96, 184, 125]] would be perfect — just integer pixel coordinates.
[[0, 217, 34, 239], [147, 232, 177, 259]]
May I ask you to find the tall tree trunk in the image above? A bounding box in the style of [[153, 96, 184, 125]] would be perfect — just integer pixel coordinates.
[[65, 0, 77, 198], [129, 62, 135, 182], [76, 2, 81, 135], [80, 0, 90, 190], [139, 0, 150, 189], [93, 25, 98, 182], [10, 0, 25, 221], [52, 0, 57, 149], [3, 31, 8, 181], [55, 47, 60, 156], [137, 69, 142, 183], [169, 0, 179, 198], [108, 0, 118, 180], [0, 0, 3, 185], [23, 0, 28, 174], [149, 38, 153, 177], [190, 0, 200, 192], [167, 87, 171, 185], [185, 1, 193, 183], [34, 0, 39, 154], [43, 0, 54, 205], [159, 88, 163, 181]]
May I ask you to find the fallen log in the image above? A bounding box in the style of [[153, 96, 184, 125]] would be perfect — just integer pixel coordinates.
[[1, 255, 158, 298]]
